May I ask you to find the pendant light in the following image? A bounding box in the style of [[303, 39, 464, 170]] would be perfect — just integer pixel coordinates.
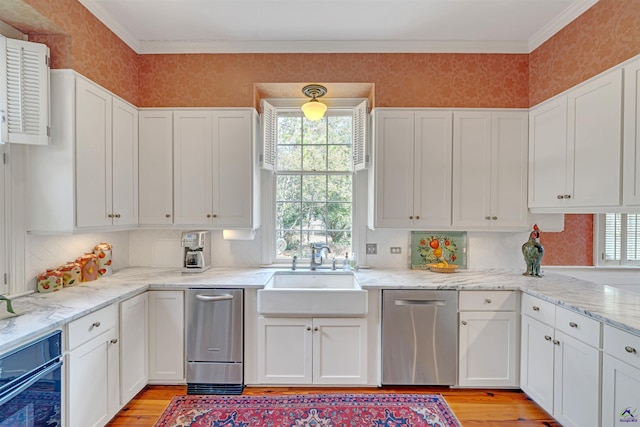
[[301, 84, 328, 121]]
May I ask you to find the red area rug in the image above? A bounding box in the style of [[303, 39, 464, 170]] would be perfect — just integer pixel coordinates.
[[154, 393, 462, 426]]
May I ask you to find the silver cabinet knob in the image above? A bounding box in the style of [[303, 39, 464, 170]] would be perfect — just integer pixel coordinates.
[[415, 216, 420, 220], [108, 214, 114, 218], [409, 216, 413, 220], [165, 214, 171, 218], [544, 335, 552, 341], [533, 306, 540, 311], [553, 339, 560, 346], [313, 327, 319, 332], [564, 194, 572, 199], [625, 346, 637, 354], [92, 321, 101, 328], [114, 214, 121, 218], [491, 216, 497, 220], [306, 326, 311, 331], [569, 321, 578, 328], [206, 214, 212, 218], [461, 320, 468, 325], [485, 298, 492, 304], [557, 195, 564, 199], [110, 338, 118, 344], [485, 216, 491, 220]]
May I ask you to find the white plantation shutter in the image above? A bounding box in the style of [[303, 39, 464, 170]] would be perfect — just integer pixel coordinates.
[[601, 213, 640, 265], [352, 99, 368, 170], [261, 100, 276, 170], [2, 37, 50, 145]]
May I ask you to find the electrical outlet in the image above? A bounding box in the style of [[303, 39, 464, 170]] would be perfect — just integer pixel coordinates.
[[366, 243, 377, 255], [390, 247, 402, 254]]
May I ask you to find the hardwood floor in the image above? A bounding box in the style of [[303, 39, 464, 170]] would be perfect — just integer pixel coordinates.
[[106, 385, 561, 426]]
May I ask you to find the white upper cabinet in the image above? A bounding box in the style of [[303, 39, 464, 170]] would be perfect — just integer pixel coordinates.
[[452, 111, 528, 229], [29, 71, 138, 232], [138, 110, 174, 225], [173, 109, 259, 228], [529, 68, 623, 211], [369, 109, 452, 229], [623, 58, 640, 206], [0, 36, 50, 145]]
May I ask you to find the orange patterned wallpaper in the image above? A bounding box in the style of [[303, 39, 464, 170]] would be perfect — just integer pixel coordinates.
[[530, 0, 640, 107], [541, 215, 594, 266], [22, 0, 139, 105], [138, 53, 529, 108]]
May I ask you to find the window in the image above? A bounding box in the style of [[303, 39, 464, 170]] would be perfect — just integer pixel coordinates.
[[274, 112, 353, 260], [598, 213, 640, 266]]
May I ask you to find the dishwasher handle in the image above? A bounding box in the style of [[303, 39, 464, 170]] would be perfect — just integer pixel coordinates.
[[195, 294, 234, 302], [394, 299, 448, 306]]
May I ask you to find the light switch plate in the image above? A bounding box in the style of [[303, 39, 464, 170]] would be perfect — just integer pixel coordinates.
[[390, 247, 402, 254], [366, 243, 377, 255]]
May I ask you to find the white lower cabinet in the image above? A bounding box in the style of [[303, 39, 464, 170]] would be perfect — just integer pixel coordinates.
[[148, 290, 185, 383], [520, 294, 601, 427], [119, 293, 148, 404], [458, 291, 519, 387], [257, 316, 367, 385], [66, 304, 120, 427], [602, 325, 640, 427]]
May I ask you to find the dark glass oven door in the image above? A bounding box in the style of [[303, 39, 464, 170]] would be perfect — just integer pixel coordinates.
[[0, 359, 62, 427]]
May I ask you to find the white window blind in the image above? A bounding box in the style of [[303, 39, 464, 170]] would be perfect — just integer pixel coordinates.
[[1, 37, 50, 145], [601, 213, 640, 265]]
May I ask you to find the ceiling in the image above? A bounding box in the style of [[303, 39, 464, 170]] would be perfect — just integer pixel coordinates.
[[76, 0, 599, 54]]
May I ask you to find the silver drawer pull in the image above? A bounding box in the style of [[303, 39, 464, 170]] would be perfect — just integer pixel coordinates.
[[532, 306, 540, 311], [485, 298, 492, 304], [625, 346, 637, 354], [569, 321, 578, 328], [92, 321, 101, 328], [196, 294, 233, 302], [544, 335, 552, 341]]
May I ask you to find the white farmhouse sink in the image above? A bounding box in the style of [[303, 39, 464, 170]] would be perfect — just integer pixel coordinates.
[[257, 271, 368, 317]]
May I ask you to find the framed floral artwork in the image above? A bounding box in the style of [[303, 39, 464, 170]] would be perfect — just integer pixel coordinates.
[[411, 231, 467, 269]]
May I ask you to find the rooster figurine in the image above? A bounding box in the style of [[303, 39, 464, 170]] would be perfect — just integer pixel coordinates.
[[522, 224, 544, 277]]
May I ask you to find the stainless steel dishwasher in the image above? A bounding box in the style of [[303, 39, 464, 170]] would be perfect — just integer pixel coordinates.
[[186, 288, 243, 394], [382, 289, 457, 385]]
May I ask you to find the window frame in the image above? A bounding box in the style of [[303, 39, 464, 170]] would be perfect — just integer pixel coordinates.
[[595, 213, 640, 267], [260, 98, 369, 267]]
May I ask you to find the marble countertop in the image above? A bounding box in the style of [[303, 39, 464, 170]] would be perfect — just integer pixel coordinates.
[[2, 266, 639, 354]]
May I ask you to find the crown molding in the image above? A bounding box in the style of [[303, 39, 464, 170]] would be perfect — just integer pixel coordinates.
[[528, 0, 599, 52], [78, 0, 140, 52], [137, 39, 530, 54]]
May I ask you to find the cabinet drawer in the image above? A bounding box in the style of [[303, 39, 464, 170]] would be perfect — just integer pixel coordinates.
[[521, 293, 556, 325], [67, 304, 117, 350], [555, 306, 601, 348], [459, 291, 516, 311], [604, 324, 640, 368]]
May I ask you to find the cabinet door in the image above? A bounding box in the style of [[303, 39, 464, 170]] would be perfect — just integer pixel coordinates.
[[211, 110, 253, 227], [148, 291, 185, 382], [491, 112, 528, 228], [173, 111, 213, 225], [528, 96, 568, 208], [624, 59, 640, 206], [452, 111, 492, 227], [602, 353, 640, 427], [553, 331, 600, 427], [257, 317, 312, 384], [459, 311, 518, 387], [413, 111, 452, 228], [111, 98, 138, 227], [75, 78, 112, 228], [139, 110, 174, 225], [67, 328, 119, 427], [313, 318, 367, 385], [372, 110, 415, 227], [120, 293, 148, 404], [520, 315, 555, 415], [568, 68, 623, 208]]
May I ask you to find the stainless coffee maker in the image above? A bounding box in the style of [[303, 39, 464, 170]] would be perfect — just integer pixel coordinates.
[[181, 231, 211, 272]]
